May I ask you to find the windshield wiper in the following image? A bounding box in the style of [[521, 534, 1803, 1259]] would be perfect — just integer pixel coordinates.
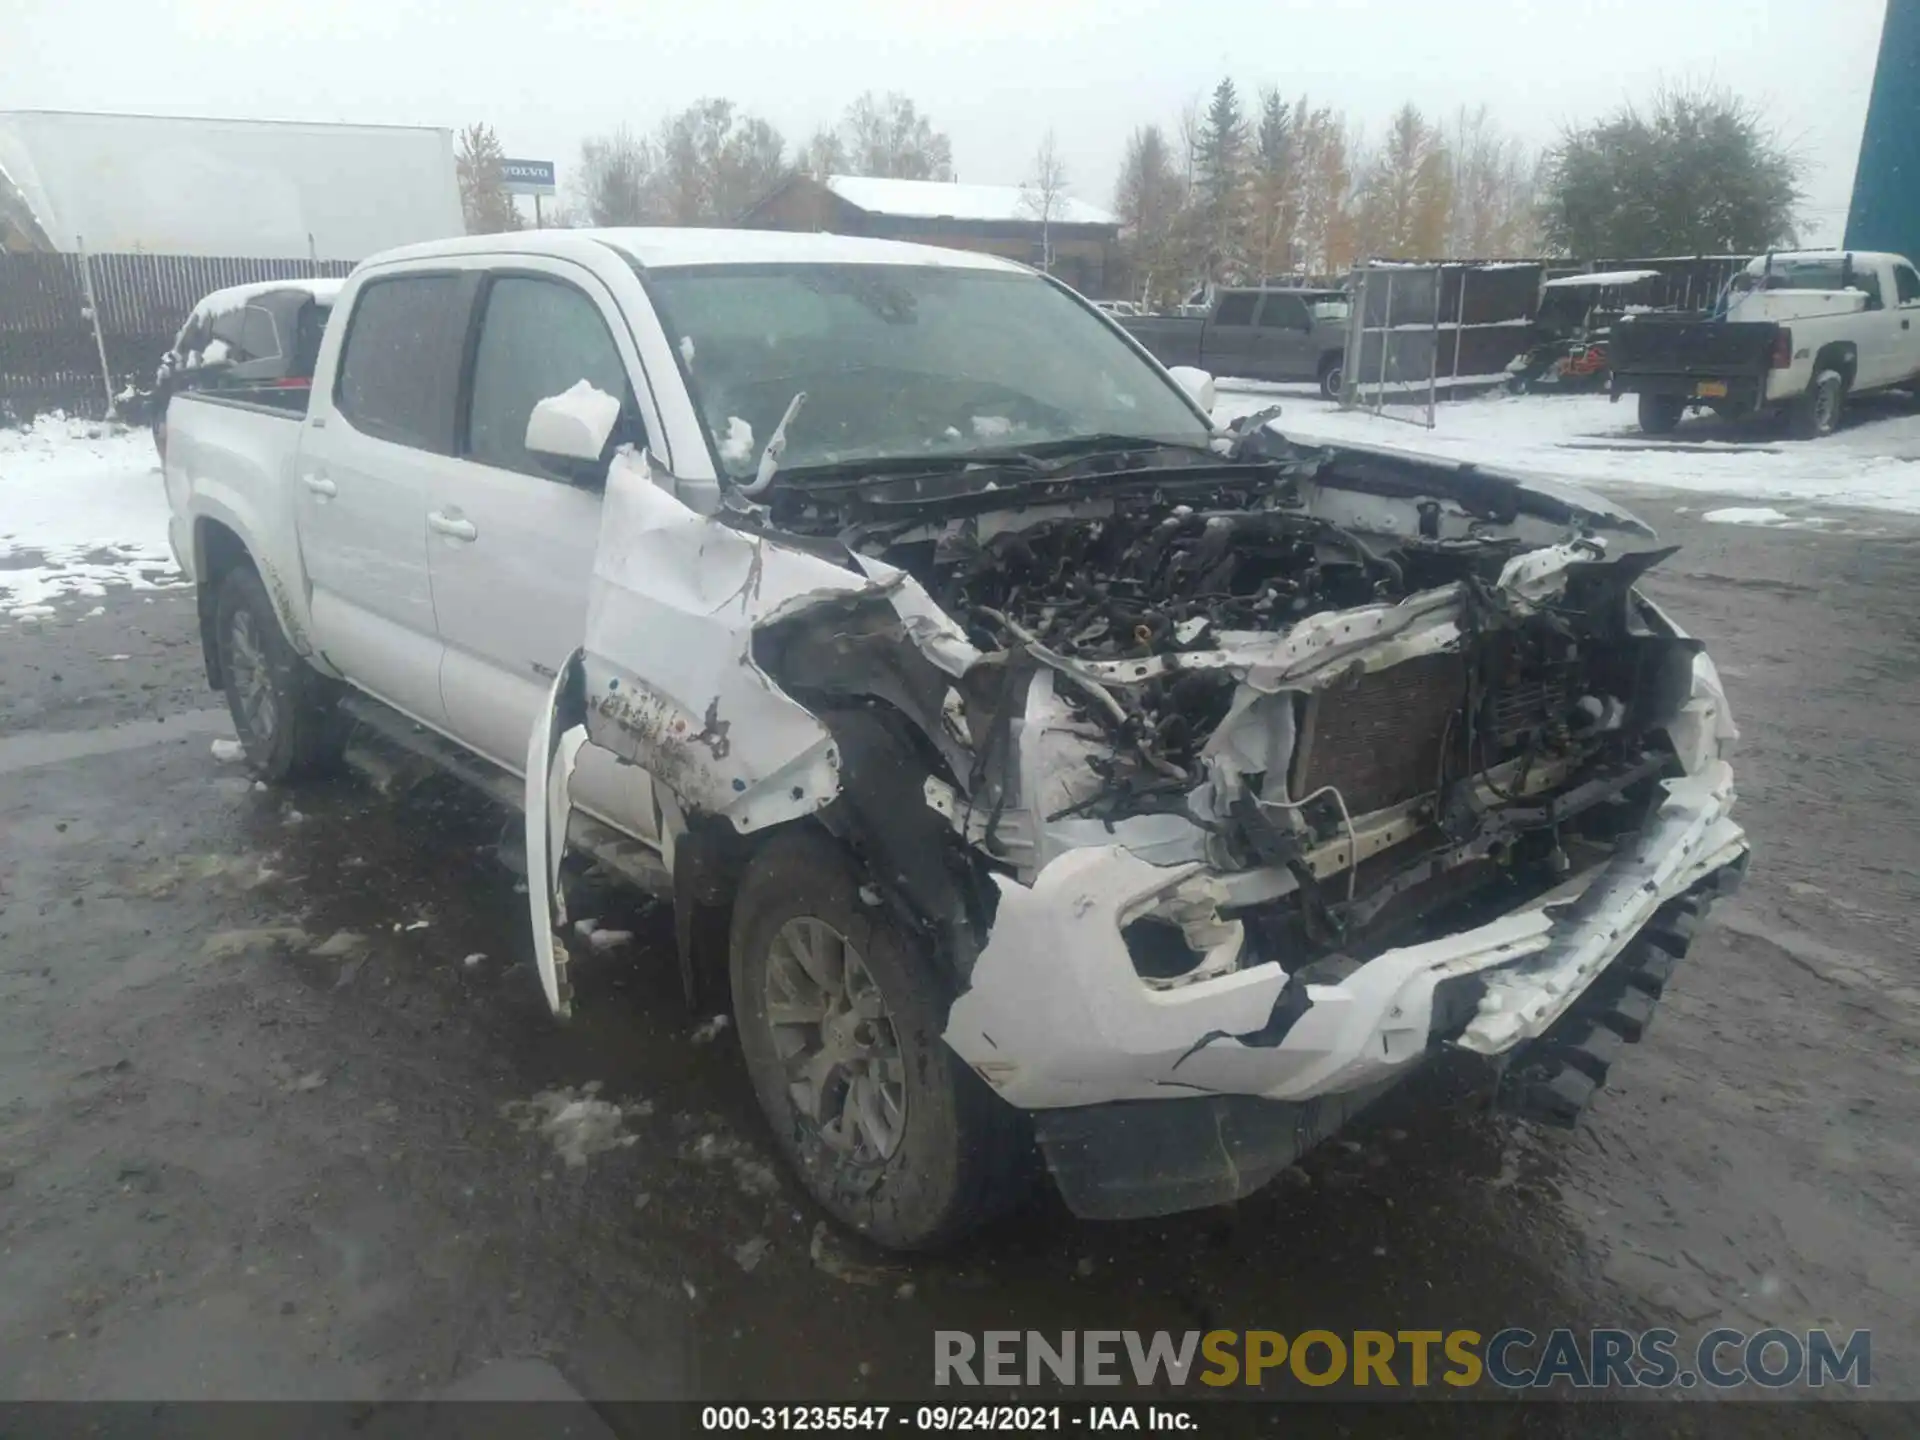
[[737, 391, 807, 497]]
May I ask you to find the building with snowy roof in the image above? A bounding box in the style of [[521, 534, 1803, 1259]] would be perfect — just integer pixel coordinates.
[[740, 174, 1121, 297]]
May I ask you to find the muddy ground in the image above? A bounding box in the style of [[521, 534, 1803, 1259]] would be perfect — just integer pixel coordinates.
[[0, 491, 1915, 1432]]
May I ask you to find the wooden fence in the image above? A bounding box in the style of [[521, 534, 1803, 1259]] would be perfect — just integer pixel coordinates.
[[0, 252, 354, 420]]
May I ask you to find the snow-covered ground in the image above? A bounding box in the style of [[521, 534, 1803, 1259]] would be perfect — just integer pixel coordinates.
[[0, 414, 179, 617], [1213, 385, 1920, 516]]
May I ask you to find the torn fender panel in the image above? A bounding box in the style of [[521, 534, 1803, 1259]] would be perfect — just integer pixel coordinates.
[[579, 449, 965, 833], [526, 649, 589, 1018]]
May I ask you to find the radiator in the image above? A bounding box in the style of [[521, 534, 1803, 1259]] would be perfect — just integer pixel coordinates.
[[1287, 652, 1468, 816]]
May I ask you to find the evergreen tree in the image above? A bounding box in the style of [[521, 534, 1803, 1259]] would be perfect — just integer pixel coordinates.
[[1192, 78, 1252, 282]]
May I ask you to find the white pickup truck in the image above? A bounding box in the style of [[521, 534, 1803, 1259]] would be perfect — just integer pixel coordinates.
[[164, 229, 1748, 1250], [1610, 250, 1920, 436]]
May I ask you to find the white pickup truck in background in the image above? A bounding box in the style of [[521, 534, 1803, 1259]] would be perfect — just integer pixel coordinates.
[[1609, 249, 1920, 436], [163, 229, 1748, 1250]]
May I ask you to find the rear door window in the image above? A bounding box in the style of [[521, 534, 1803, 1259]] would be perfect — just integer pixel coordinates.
[[1256, 294, 1310, 330], [238, 304, 282, 363], [1213, 293, 1257, 326], [462, 275, 641, 482], [1896, 264, 1920, 306], [334, 274, 468, 453]]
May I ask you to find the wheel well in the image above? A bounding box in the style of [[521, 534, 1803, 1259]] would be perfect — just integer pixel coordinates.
[[1317, 350, 1342, 376], [194, 518, 254, 691], [1813, 343, 1856, 389]]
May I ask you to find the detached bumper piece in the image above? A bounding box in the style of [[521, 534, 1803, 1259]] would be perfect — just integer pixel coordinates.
[[1033, 1080, 1400, 1222], [1496, 851, 1748, 1127]]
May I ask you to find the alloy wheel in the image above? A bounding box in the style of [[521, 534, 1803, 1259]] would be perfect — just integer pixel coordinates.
[[762, 917, 908, 1163]]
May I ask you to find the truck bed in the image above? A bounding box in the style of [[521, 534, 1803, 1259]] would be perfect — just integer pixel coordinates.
[[1117, 314, 1205, 370]]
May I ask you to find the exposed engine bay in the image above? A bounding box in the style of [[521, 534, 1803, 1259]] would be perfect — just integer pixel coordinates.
[[736, 424, 1708, 993]]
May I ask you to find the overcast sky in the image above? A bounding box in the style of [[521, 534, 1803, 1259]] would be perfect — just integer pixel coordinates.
[[4, 0, 1888, 243]]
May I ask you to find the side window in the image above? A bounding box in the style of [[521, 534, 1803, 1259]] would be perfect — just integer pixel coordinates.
[[1214, 292, 1257, 327], [335, 275, 466, 453], [464, 276, 641, 481], [1897, 264, 1920, 306], [1256, 295, 1309, 330], [238, 304, 281, 362]]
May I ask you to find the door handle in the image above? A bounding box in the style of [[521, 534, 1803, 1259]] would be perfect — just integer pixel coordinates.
[[302, 474, 336, 498], [1903, 319, 1910, 330], [428, 511, 478, 542]]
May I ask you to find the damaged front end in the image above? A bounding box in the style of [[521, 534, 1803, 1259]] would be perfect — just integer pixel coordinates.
[[528, 424, 1747, 1221]]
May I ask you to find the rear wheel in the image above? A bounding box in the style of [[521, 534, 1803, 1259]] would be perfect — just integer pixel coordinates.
[[212, 565, 346, 782], [1789, 368, 1844, 440], [1636, 392, 1685, 435], [729, 830, 1029, 1251], [1317, 354, 1344, 401]]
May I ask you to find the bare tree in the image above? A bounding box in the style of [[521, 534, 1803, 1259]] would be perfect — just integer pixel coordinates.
[[455, 123, 521, 234], [575, 126, 656, 226], [1443, 107, 1542, 257], [838, 92, 954, 180], [801, 126, 848, 178], [1020, 130, 1070, 273], [653, 99, 790, 224]]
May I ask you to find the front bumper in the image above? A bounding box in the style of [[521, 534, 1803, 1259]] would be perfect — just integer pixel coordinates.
[[943, 762, 1747, 1113]]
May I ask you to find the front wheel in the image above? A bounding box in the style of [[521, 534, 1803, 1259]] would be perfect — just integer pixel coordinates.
[[212, 565, 346, 782], [729, 830, 1030, 1251], [1637, 392, 1685, 435], [1317, 356, 1344, 401]]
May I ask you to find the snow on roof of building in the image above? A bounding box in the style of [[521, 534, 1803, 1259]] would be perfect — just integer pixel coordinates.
[[823, 175, 1117, 228]]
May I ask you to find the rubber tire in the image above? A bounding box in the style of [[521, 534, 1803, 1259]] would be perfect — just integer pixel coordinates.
[[212, 565, 346, 783], [1789, 369, 1844, 440], [1637, 392, 1685, 435], [729, 829, 1030, 1252], [1317, 355, 1344, 401]]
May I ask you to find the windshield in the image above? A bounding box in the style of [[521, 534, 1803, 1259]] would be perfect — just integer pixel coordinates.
[[643, 263, 1212, 478]]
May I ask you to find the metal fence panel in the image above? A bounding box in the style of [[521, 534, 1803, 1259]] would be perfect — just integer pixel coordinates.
[[0, 251, 354, 420], [1342, 260, 1543, 424]]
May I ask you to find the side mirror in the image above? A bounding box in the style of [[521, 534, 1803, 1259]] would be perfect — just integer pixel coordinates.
[[526, 381, 620, 464], [1167, 365, 1216, 415]]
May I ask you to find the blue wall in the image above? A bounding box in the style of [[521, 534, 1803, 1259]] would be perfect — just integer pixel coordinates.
[[1847, 0, 1920, 259]]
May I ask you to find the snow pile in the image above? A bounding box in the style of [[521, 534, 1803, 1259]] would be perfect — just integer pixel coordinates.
[[500, 1082, 639, 1169], [1702, 506, 1793, 526], [1213, 388, 1920, 515], [0, 413, 178, 613]]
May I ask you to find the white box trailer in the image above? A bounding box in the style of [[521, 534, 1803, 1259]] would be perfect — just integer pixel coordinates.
[[0, 110, 463, 261]]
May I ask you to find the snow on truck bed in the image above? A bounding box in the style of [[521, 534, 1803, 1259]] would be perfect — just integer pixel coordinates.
[[1213, 386, 1920, 517]]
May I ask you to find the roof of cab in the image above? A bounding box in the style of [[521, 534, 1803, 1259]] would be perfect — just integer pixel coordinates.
[[360, 227, 1034, 274], [1745, 250, 1910, 271]]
